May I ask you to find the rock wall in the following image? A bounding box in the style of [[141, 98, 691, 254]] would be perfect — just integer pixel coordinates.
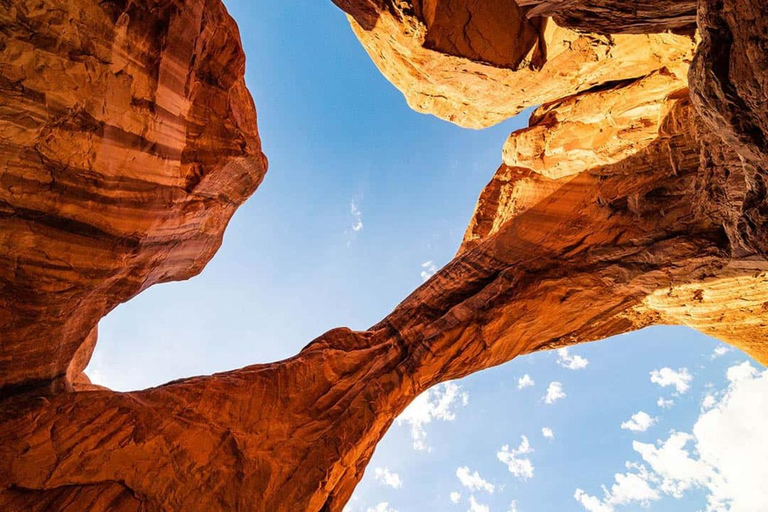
[[0, 0, 267, 395], [1, 0, 767, 511]]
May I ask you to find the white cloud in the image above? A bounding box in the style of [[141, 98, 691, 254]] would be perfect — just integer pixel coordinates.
[[456, 467, 495, 493], [374, 467, 402, 489], [620, 411, 656, 432], [542, 427, 554, 439], [575, 361, 768, 512], [574, 463, 660, 511], [508, 500, 519, 512], [366, 503, 397, 512], [497, 435, 534, 479], [711, 345, 731, 358], [701, 394, 716, 410], [350, 201, 363, 232], [726, 360, 757, 383], [657, 397, 674, 409], [468, 496, 490, 512], [420, 260, 437, 282], [633, 432, 711, 498], [650, 367, 692, 394], [516, 374, 535, 390], [557, 348, 589, 370], [544, 381, 566, 404], [396, 382, 469, 451], [574, 488, 613, 512], [517, 374, 534, 389], [450, 491, 461, 504]]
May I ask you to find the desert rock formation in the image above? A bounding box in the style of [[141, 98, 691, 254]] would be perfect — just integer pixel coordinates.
[[1, 0, 767, 511], [0, 0, 266, 396]]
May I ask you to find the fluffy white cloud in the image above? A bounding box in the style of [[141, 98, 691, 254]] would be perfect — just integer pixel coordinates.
[[557, 348, 589, 370], [420, 261, 437, 282], [726, 360, 757, 383], [396, 382, 469, 451], [542, 427, 554, 439], [366, 503, 397, 512], [518, 374, 534, 389], [497, 435, 534, 479], [620, 411, 656, 432], [450, 491, 461, 504], [544, 381, 566, 404], [656, 397, 674, 409], [468, 496, 489, 512], [701, 394, 716, 410], [650, 367, 692, 394], [711, 345, 731, 358], [574, 463, 660, 512], [633, 432, 711, 498], [574, 488, 613, 512], [374, 467, 402, 489], [576, 362, 768, 512], [456, 467, 495, 493], [350, 201, 363, 232]]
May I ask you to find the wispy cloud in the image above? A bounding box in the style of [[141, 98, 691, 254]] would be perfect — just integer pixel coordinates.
[[396, 382, 469, 451], [456, 467, 495, 493], [449, 491, 461, 504], [544, 381, 566, 404], [374, 468, 402, 489], [497, 436, 534, 479], [620, 411, 656, 432], [657, 397, 675, 409], [350, 201, 363, 232], [468, 496, 490, 512], [711, 345, 732, 359], [420, 260, 437, 282], [366, 503, 397, 512], [518, 374, 534, 389], [557, 348, 589, 370], [650, 367, 692, 394]]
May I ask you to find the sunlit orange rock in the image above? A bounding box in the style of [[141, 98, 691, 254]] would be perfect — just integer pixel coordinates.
[[0, 0, 267, 395], [334, 0, 695, 127]]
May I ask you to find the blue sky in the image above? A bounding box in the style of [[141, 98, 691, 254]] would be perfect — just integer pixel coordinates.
[[86, 2, 768, 511]]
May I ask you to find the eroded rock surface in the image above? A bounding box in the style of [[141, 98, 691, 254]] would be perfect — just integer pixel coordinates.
[[1, 0, 768, 511], [518, 0, 697, 34], [0, 0, 267, 394], [335, 0, 695, 127]]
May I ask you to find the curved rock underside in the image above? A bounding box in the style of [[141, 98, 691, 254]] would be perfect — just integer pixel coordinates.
[[1, 0, 767, 511]]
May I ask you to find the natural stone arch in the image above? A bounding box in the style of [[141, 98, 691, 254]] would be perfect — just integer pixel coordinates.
[[1, 0, 767, 511]]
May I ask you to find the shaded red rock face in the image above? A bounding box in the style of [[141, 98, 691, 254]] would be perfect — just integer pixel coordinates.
[[0, 0, 267, 394], [1, 0, 768, 511]]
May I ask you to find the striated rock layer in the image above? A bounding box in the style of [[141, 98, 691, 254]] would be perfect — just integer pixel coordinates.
[[517, 0, 698, 34], [2, 0, 768, 511], [0, 0, 267, 395]]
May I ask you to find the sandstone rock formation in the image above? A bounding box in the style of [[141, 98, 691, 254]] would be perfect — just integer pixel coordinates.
[[0, 0, 267, 396], [517, 0, 697, 34], [333, 0, 696, 127], [1, 0, 767, 511]]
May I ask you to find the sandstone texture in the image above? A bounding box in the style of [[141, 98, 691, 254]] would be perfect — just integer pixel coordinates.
[[1, 0, 768, 511], [334, 0, 695, 127], [0, 0, 267, 395], [518, 0, 697, 34]]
